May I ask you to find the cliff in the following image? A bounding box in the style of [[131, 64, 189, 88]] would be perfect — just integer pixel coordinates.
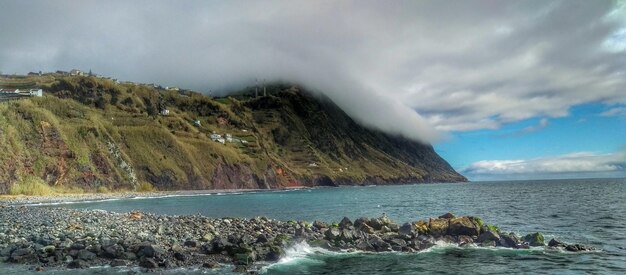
[[0, 75, 466, 194]]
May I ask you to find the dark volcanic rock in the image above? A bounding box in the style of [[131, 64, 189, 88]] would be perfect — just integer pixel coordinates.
[[523, 232, 545, 247], [439, 213, 455, 219], [477, 230, 500, 244], [398, 222, 415, 237], [448, 217, 480, 236], [548, 238, 565, 247], [139, 257, 158, 268], [339, 217, 353, 229]]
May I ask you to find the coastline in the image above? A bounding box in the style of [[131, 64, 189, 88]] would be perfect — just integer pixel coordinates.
[[0, 187, 310, 206], [0, 205, 593, 273]]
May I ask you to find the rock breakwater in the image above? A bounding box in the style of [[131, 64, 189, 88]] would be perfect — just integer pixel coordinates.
[[0, 207, 594, 273]]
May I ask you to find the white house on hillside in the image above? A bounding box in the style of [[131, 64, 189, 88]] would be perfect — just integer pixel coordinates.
[[29, 89, 43, 97]]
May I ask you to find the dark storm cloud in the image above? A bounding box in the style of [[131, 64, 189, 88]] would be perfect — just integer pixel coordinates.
[[1, 0, 625, 142]]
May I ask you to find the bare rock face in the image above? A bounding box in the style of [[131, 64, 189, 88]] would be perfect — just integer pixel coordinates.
[[447, 217, 481, 237], [210, 163, 264, 190], [428, 219, 449, 237]]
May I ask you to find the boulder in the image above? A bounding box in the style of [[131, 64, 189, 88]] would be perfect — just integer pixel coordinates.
[[9, 248, 37, 263], [67, 259, 89, 269], [398, 222, 415, 237], [565, 244, 593, 252], [135, 243, 165, 258], [340, 229, 355, 242], [548, 238, 565, 247], [389, 238, 407, 251], [414, 220, 429, 234], [448, 217, 480, 236], [428, 218, 449, 237], [77, 249, 96, 261], [339, 217, 353, 229], [256, 234, 269, 244], [139, 258, 158, 268], [110, 259, 127, 267], [102, 244, 124, 259], [203, 261, 220, 268], [234, 251, 257, 265], [173, 252, 186, 261], [325, 228, 341, 241], [498, 233, 521, 248], [477, 230, 500, 244], [184, 240, 198, 247], [439, 213, 455, 219], [367, 235, 392, 252], [354, 217, 370, 229], [522, 232, 545, 246], [200, 233, 214, 242], [313, 220, 328, 229], [354, 239, 374, 251]]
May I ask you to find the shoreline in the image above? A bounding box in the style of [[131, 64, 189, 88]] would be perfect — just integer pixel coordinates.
[[0, 187, 311, 206], [0, 206, 594, 273]]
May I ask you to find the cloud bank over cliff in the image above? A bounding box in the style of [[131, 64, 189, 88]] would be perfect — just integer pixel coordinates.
[[1, 0, 625, 143]]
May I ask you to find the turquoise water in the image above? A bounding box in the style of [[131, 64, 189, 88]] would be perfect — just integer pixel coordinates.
[[21, 179, 626, 273]]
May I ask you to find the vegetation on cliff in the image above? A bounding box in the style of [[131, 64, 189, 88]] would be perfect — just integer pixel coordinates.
[[0, 74, 465, 194]]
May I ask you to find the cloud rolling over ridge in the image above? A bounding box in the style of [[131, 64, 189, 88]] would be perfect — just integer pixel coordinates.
[[1, 0, 625, 143]]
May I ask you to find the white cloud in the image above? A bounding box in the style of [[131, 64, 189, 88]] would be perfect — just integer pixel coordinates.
[[462, 151, 626, 179], [1, 1, 625, 142], [601, 106, 626, 117]]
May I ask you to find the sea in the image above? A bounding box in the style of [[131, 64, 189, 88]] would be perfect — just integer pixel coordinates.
[[2, 178, 625, 274]]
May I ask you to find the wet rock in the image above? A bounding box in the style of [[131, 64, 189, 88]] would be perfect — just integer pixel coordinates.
[[66, 259, 88, 269], [439, 213, 455, 219], [565, 244, 593, 252], [548, 238, 565, 247], [184, 240, 199, 247], [457, 235, 474, 246], [389, 238, 407, 251], [325, 228, 341, 241], [414, 220, 429, 235], [256, 234, 269, 244], [139, 257, 158, 268], [398, 222, 415, 237], [522, 232, 545, 247], [428, 218, 449, 237], [77, 249, 96, 261], [340, 229, 355, 242], [110, 259, 127, 267], [203, 261, 220, 268], [201, 233, 214, 242], [339, 217, 353, 229], [135, 243, 165, 258], [367, 235, 392, 252], [448, 217, 480, 236], [477, 230, 500, 244], [173, 252, 186, 261], [102, 244, 124, 258], [9, 248, 37, 263], [498, 233, 521, 248], [354, 239, 374, 251], [313, 220, 328, 229]]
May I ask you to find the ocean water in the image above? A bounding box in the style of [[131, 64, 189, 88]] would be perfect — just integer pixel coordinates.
[[7, 178, 626, 274]]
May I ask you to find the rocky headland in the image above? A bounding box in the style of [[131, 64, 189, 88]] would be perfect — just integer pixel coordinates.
[[0, 205, 594, 273]]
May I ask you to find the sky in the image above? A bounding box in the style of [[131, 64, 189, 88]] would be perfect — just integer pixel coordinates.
[[0, 0, 625, 180]]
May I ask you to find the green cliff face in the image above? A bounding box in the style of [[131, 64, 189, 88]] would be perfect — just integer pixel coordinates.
[[0, 75, 466, 194]]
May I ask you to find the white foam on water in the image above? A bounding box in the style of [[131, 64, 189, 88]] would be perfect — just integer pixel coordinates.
[[260, 242, 336, 273]]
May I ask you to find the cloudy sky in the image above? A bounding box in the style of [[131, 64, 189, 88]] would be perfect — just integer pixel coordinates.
[[1, 0, 625, 180]]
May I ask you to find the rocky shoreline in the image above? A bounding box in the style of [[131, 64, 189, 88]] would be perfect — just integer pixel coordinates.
[[0, 188, 297, 206], [0, 205, 594, 273]]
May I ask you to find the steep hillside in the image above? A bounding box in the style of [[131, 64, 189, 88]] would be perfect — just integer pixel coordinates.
[[0, 75, 465, 194]]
